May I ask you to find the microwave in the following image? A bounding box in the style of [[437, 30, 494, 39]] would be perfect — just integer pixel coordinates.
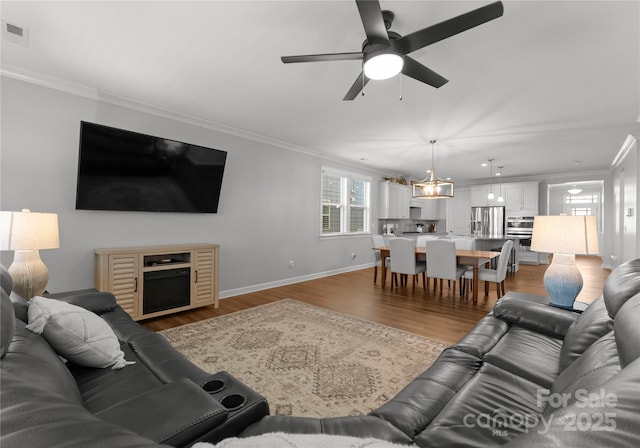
[[506, 216, 534, 236]]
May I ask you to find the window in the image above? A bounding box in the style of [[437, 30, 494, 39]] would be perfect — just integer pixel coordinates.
[[321, 168, 371, 235], [566, 194, 599, 217]]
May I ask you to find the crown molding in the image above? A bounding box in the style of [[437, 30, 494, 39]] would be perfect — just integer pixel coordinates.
[[611, 134, 638, 168], [460, 169, 610, 188], [1, 65, 385, 176]]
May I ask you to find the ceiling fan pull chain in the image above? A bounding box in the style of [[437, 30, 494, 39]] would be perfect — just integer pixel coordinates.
[[361, 68, 366, 96], [399, 73, 403, 101]]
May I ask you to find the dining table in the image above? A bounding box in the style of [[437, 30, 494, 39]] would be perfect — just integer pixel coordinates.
[[372, 246, 501, 304]]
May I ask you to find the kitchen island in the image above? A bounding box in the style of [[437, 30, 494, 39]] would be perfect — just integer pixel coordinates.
[[380, 233, 522, 273], [459, 234, 521, 272]]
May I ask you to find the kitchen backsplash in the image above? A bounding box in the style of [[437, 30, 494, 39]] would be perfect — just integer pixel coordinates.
[[379, 218, 446, 235]]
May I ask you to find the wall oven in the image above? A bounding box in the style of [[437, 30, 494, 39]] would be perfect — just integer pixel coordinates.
[[507, 216, 538, 263], [506, 216, 535, 239]]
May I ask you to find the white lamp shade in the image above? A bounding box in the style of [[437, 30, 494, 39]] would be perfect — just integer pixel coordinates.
[[531, 215, 599, 255], [1, 210, 60, 250]]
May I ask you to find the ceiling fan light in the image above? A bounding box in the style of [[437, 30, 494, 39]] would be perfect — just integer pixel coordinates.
[[363, 53, 403, 80]]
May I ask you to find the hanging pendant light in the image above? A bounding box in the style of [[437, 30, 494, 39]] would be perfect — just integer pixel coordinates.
[[497, 166, 504, 203], [412, 140, 454, 199], [487, 159, 495, 200]]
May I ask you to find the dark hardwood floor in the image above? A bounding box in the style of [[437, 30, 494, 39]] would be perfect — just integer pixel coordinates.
[[141, 256, 610, 345]]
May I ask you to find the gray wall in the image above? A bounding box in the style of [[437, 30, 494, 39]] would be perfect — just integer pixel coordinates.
[[1, 76, 383, 296]]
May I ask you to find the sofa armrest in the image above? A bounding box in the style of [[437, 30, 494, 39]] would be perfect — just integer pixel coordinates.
[[493, 293, 579, 339], [49, 291, 118, 315], [96, 378, 228, 446], [241, 415, 413, 445]]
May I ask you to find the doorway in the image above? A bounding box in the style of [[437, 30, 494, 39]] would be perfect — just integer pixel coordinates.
[[546, 180, 605, 261]]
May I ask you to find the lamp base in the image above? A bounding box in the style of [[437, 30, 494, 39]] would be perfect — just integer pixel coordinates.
[[8, 249, 49, 300], [543, 253, 583, 310]]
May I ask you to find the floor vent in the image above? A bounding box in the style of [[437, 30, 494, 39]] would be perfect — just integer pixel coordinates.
[[2, 21, 29, 47]]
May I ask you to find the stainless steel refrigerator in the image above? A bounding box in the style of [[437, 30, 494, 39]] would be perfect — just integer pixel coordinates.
[[470, 206, 505, 237]]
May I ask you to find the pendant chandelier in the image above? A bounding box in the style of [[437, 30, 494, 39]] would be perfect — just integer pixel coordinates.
[[412, 140, 454, 199]]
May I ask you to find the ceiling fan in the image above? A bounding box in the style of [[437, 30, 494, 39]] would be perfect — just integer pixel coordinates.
[[281, 0, 504, 101]]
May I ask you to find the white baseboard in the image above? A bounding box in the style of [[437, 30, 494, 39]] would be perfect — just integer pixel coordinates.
[[219, 263, 374, 299]]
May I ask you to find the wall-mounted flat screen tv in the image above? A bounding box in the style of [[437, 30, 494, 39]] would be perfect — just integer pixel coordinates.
[[75, 122, 227, 213]]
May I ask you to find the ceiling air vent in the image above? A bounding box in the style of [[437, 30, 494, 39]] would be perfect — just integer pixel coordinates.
[[2, 20, 29, 46]]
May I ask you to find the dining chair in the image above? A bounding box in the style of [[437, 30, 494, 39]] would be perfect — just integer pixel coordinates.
[[451, 237, 474, 250], [425, 239, 467, 299], [416, 234, 438, 264], [451, 237, 476, 266], [389, 237, 426, 292], [416, 234, 439, 246], [451, 237, 476, 292], [464, 239, 514, 299], [371, 234, 389, 284]]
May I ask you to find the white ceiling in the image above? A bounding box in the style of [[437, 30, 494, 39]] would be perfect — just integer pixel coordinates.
[[1, 1, 639, 185]]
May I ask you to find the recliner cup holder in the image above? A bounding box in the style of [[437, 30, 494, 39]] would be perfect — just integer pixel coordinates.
[[202, 379, 226, 394], [220, 393, 247, 411]]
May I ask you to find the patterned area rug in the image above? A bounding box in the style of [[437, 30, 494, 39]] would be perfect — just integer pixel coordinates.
[[160, 299, 447, 418]]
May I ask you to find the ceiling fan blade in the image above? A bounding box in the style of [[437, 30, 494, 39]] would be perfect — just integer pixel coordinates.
[[395, 1, 504, 55], [281, 52, 363, 63], [343, 72, 370, 101], [355, 0, 390, 46], [402, 56, 448, 88]]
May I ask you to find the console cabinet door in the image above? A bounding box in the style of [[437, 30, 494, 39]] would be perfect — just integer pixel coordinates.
[[192, 248, 218, 306], [108, 253, 140, 319]]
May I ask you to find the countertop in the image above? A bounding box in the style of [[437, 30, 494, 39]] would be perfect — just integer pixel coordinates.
[[468, 234, 524, 240], [398, 232, 522, 240]]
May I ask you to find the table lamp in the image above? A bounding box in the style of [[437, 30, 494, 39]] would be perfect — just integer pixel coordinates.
[[0, 209, 60, 299], [530, 215, 599, 310]]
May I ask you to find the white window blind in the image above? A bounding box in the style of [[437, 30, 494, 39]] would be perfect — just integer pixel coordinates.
[[321, 168, 371, 235]]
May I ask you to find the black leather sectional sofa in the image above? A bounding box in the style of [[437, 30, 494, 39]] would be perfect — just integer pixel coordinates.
[[242, 260, 640, 447], [0, 264, 268, 447], [2, 260, 640, 447]]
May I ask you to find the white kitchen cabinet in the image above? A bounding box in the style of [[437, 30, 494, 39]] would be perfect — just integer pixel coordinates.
[[411, 198, 446, 219], [472, 182, 538, 213], [505, 182, 539, 214], [447, 188, 471, 235], [424, 200, 445, 219], [522, 183, 539, 211], [471, 185, 488, 207], [379, 181, 411, 219], [471, 185, 502, 207], [519, 247, 541, 265]]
